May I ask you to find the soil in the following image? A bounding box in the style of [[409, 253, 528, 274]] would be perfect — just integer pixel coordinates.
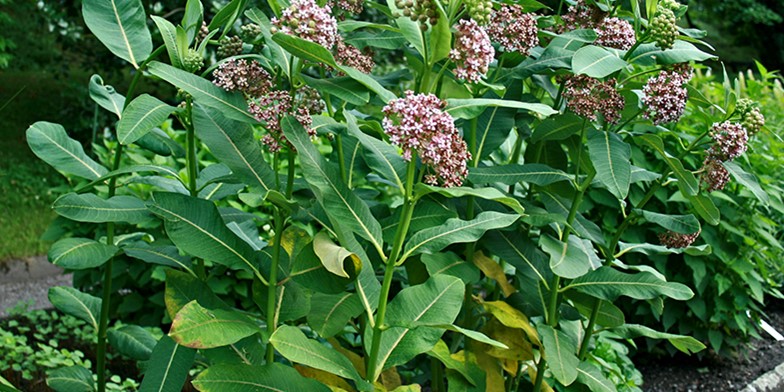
[[638, 302, 784, 392]]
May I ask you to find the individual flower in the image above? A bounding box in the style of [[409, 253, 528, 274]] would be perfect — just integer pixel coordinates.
[[595, 17, 636, 50], [217, 36, 244, 58], [212, 59, 272, 98], [248, 90, 316, 152], [707, 121, 748, 161], [382, 91, 470, 187], [335, 39, 375, 74], [272, 0, 339, 49], [486, 5, 539, 55], [641, 70, 689, 125], [562, 74, 625, 123], [658, 229, 701, 248], [700, 157, 730, 192], [560, 0, 606, 32], [449, 19, 495, 83]]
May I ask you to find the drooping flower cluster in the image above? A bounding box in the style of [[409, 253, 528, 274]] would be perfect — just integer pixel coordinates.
[[562, 75, 625, 123], [641, 69, 690, 125], [297, 86, 325, 115], [486, 5, 539, 55], [595, 17, 636, 50], [335, 39, 375, 74], [707, 121, 748, 162], [382, 91, 470, 187], [700, 157, 730, 192], [658, 229, 701, 248], [449, 19, 495, 83], [272, 0, 339, 49], [248, 91, 316, 152], [212, 59, 272, 98]]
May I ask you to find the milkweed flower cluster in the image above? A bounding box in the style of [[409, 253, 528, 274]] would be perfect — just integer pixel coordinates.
[[212, 59, 272, 98], [658, 229, 701, 248], [595, 17, 636, 50], [641, 68, 690, 125], [335, 39, 375, 74], [486, 5, 539, 55], [562, 75, 625, 123], [382, 91, 470, 187], [699, 121, 749, 192], [560, 0, 606, 32], [248, 91, 316, 152], [700, 157, 730, 192], [337, 0, 364, 15], [449, 19, 495, 83], [271, 0, 339, 49]]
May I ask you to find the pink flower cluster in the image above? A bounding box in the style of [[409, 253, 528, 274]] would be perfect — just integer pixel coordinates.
[[335, 39, 374, 74], [486, 5, 539, 55], [271, 0, 339, 49], [212, 59, 272, 98], [595, 17, 636, 50], [562, 74, 625, 123], [658, 229, 701, 248], [707, 121, 748, 162], [560, 0, 606, 32], [248, 90, 315, 152], [700, 157, 730, 192], [449, 19, 495, 83], [382, 91, 470, 187], [641, 69, 690, 125]]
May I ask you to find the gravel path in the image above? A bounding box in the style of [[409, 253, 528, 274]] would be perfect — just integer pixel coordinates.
[[0, 256, 71, 317]]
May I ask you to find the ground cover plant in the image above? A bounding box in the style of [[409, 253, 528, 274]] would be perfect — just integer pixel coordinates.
[[14, 0, 777, 391]]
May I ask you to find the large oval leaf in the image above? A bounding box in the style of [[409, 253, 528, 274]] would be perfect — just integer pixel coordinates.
[[634, 134, 699, 196], [638, 210, 700, 234], [48, 237, 118, 270], [107, 325, 157, 361], [53, 193, 151, 224], [46, 366, 95, 392], [27, 122, 108, 180], [572, 45, 628, 78], [565, 266, 694, 301], [538, 325, 579, 386], [540, 234, 592, 279], [122, 242, 195, 276], [118, 94, 177, 145], [82, 0, 152, 68], [88, 75, 125, 118], [307, 292, 364, 338], [445, 98, 557, 120], [468, 163, 572, 186], [138, 336, 196, 392], [48, 287, 102, 330], [588, 130, 631, 200], [192, 363, 332, 391], [170, 301, 261, 349]]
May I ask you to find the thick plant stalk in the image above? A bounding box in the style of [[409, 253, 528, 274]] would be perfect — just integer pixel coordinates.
[[366, 158, 418, 382]]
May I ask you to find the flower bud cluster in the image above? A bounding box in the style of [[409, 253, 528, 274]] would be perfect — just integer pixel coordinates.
[[217, 36, 244, 58], [658, 229, 701, 248], [649, 7, 678, 49], [707, 121, 748, 162], [297, 86, 325, 115], [486, 5, 539, 55], [241, 23, 263, 42], [562, 75, 625, 124], [198, 22, 210, 43], [449, 19, 495, 83], [272, 0, 339, 49], [382, 91, 470, 187], [395, 0, 439, 30], [335, 39, 375, 74], [248, 90, 316, 152], [736, 99, 766, 135], [642, 69, 689, 125], [595, 17, 636, 50], [465, 0, 493, 25], [183, 49, 204, 72], [212, 59, 272, 98]]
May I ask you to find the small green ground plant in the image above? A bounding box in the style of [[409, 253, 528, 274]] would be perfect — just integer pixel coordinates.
[[19, 0, 776, 391]]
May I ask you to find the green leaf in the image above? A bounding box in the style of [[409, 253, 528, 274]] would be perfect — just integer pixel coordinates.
[[422, 252, 480, 284], [567, 292, 625, 328], [576, 362, 616, 392], [170, 300, 261, 349], [415, 184, 525, 215], [138, 336, 196, 392], [401, 211, 520, 261], [538, 325, 579, 386], [53, 193, 151, 224], [46, 366, 95, 392], [540, 234, 592, 279], [182, 0, 204, 42], [428, 2, 451, 63], [445, 98, 557, 120], [312, 232, 362, 278], [48, 237, 118, 270], [164, 269, 229, 318], [282, 116, 385, 257], [191, 363, 332, 391], [147, 61, 256, 123], [386, 0, 424, 55], [123, 242, 195, 276], [612, 324, 706, 354], [270, 325, 368, 387], [572, 45, 627, 78], [684, 193, 720, 226], [136, 128, 186, 157], [566, 266, 694, 301], [468, 164, 571, 186], [82, 0, 152, 68], [634, 134, 699, 196], [512, 46, 574, 79], [117, 94, 177, 145], [48, 287, 101, 330], [628, 41, 716, 65], [27, 122, 109, 180], [300, 75, 370, 105], [475, 106, 516, 160], [245, 8, 291, 76], [0, 375, 20, 392], [88, 75, 125, 118], [345, 30, 407, 50], [149, 192, 265, 282], [723, 161, 769, 204], [339, 66, 396, 103], [272, 32, 337, 66], [345, 113, 406, 193], [414, 323, 508, 349], [616, 242, 711, 258], [151, 16, 183, 68], [307, 292, 364, 338], [427, 340, 477, 386], [639, 210, 700, 234], [588, 130, 631, 200], [485, 231, 551, 284], [531, 112, 584, 143], [368, 275, 464, 380], [108, 325, 157, 361], [192, 104, 276, 195]]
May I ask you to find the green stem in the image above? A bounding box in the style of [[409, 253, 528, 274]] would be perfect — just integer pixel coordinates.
[[366, 159, 418, 382], [185, 100, 199, 197], [337, 133, 347, 184], [578, 299, 600, 359]]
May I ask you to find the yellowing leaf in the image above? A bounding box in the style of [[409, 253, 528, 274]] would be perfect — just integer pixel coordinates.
[[294, 365, 356, 392], [479, 300, 540, 346], [380, 367, 402, 391], [482, 319, 534, 361], [313, 232, 362, 278], [473, 251, 516, 297]]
